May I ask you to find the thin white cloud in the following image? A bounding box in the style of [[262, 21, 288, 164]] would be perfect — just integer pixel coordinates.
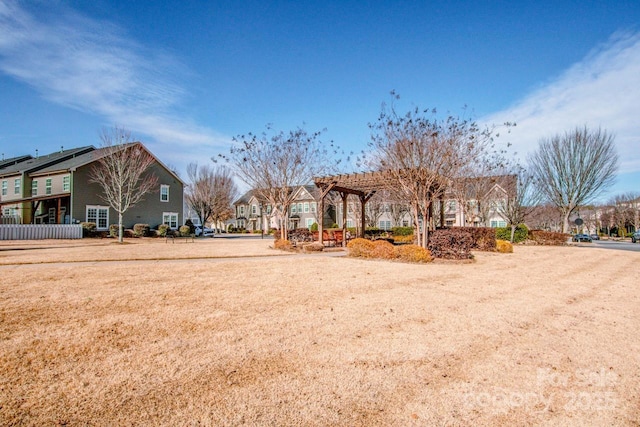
[[484, 31, 640, 174], [0, 1, 229, 157]]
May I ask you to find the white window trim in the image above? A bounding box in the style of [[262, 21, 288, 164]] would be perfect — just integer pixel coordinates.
[[31, 180, 38, 196], [45, 178, 52, 195], [86, 205, 109, 230], [62, 176, 70, 192], [160, 184, 170, 202], [1, 180, 6, 196], [162, 212, 179, 229]]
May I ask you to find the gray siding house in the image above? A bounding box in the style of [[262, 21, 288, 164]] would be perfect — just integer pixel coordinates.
[[0, 144, 184, 230]]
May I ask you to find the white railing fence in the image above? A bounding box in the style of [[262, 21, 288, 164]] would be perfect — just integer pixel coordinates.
[[0, 224, 83, 240]]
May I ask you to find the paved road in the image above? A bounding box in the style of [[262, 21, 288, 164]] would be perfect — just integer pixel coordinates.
[[573, 239, 640, 253]]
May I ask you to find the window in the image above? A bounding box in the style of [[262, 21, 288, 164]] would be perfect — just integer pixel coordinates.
[[304, 202, 309, 213], [311, 202, 316, 213], [163, 212, 178, 229], [306, 218, 314, 228], [490, 220, 507, 228], [1, 180, 6, 196], [86, 205, 109, 230], [62, 176, 70, 192], [379, 220, 391, 230], [3, 207, 17, 216], [45, 178, 52, 195], [252, 205, 257, 215], [266, 204, 272, 214], [447, 200, 457, 211], [297, 203, 303, 213], [239, 206, 245, 216], [160, 185, 169, 202], [346, 219, 354, 227], [14, 178, 21, 194], [48, 208, 56, 223], [31, 180, 38, 196], [291, 204, 297, 214]]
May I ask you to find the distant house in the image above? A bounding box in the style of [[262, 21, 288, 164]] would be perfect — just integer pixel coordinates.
[[0, 144, 184, 230]]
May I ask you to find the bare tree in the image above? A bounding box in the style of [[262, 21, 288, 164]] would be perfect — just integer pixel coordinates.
[[89, 127, 158, 243], [185, 163, 237, 234], [528, 127, 619, 233], [364, 192, 386, 228], [496, 166, 542, 242], [367, 96, 505, 248], [223, 125, 338, 240]]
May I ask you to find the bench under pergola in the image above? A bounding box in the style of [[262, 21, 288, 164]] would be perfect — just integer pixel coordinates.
[[313, 171, 389, 246]]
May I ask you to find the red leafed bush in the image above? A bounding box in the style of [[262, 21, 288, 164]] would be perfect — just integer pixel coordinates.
[[428, 229, 474, 259], [347, 238, 375, 258], [396, 245, 433, 263], [528, 230, 569, 246], [457, 227, 497, 251]]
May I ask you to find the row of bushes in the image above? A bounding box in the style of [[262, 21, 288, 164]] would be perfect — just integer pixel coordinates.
[[347, 238, 433, 263], [80, 222, 196, 238]]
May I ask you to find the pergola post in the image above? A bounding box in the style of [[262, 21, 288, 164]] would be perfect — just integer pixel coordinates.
[[318, 182, 337, 245], [341, 192, 348, 247]]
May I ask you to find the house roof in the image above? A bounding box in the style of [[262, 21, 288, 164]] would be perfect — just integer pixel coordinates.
[[0, 155, 32, 170], [0, 146, 94, 177], [31, 142, 183, 184]]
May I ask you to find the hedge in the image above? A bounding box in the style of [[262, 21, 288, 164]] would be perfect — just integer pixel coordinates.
[[427, 228, 474, 259]]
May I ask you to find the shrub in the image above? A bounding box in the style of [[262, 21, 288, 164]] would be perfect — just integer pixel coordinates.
[[288, 228, 314, 244], [347, 238, 375, 258], [496, 239, 513, 253], [109, 224, 122, 238], [391, 226, 414, 236], [133, 223, 151, 237], [495, 224, 529, 243], [80, 222, 96, 238], [457, 227, 496, 251], [371, 240, 397, 259], [179, 225, 191, 237], [184, 219, 196, 235], [528, 230, 569, 246], [428, 229, 474, 259], [157, 224, 170, 237], [274, 239, 293, 251], [393, 235, 414, 244], [396, 244, 433, 263], [309, 222, 318, 232], [303, 242, 324, 252]]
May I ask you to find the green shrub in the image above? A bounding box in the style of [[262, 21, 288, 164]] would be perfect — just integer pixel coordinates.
[[157, 224, 170, 237], [80, 222, 96, 238], [391, 226, 414, 236], [309, 222, 318, 231], [496, 239, 513, 253], [495, 224, 528, 243], [396, 245, 433, 263], [179, 225, 191, 237], [428, 229, 474, 259], [133, 223, 151, 237]]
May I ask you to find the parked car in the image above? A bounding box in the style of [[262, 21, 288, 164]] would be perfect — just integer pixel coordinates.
[[572, 233, 592, 242], [632, 231, 640, 243], [194, 225, 214, 237], [590, 234, 600, 240]]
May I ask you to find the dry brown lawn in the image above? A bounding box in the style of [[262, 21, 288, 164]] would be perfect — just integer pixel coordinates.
[[0, 237, 638, 426]]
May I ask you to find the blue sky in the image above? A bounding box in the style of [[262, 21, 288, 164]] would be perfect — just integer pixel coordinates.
[[1, 0, 639, 199]]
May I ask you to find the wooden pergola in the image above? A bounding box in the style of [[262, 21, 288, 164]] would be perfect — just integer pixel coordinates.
[[314, 171, 391, 246]]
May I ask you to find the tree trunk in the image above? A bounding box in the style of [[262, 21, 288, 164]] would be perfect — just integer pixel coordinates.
[[510, 224, 516, 243], [562, 210, 571, 234], [118, 212, 124, 243]]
